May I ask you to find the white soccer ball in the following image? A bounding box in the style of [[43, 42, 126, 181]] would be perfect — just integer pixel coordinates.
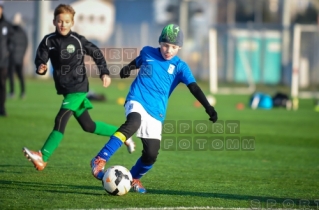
[[102, 165, 133, 196], [206, 95, 216, 106]]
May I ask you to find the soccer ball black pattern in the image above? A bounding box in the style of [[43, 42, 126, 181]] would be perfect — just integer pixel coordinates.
[[102, 165, 133, 196]]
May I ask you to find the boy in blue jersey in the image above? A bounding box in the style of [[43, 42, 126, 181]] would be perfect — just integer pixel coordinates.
[[91, 24, 218, 193]]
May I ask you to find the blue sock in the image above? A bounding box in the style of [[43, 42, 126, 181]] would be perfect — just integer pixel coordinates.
[[97, 136, 123, 161], [130, 158, 153, 179]]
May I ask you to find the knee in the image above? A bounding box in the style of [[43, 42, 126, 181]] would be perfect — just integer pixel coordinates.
[[117, 112, 141, 138], [54, 112, 65, 125], [127, 112, 141, 131], [141, 141, 160, 165], [141, 150, 158, 165], [81, 122, 95, 133], [53, 109, 73, 133]]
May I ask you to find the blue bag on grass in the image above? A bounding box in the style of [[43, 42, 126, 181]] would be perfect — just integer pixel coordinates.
[[249, 92, 273, 109]]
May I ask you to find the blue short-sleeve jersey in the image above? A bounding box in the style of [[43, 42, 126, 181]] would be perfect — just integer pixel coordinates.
[[125, 46, 196, 122]]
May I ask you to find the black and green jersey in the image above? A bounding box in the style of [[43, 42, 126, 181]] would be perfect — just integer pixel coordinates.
[[35, 30, 109, 95]]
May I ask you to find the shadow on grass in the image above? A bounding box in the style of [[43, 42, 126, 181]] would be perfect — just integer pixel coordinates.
[[0, 180, 103, 196], [148, 189, 318, 207], [1, 180, 317, 207]]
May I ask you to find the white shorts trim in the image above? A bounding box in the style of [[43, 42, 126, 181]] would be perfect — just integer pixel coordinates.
[[124, 100, 162, 140]]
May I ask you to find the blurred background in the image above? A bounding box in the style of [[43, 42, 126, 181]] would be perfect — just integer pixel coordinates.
[[2, 0, 319, 99]]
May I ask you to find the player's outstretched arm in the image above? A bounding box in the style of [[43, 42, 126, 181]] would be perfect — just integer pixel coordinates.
[[187, 82, 218, 123], [120, 59, 138, 78]]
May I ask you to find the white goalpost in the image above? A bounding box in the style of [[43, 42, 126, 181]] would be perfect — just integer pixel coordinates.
[[209, 24, 319, 107], [208, 29, 218, 94], [208, 28, 257, 95], [291, 24, 319, 109]]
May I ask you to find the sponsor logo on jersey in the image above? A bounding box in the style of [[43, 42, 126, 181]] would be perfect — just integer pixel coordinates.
[[66, 44, 75, 53], [167, 64, 175, 74]]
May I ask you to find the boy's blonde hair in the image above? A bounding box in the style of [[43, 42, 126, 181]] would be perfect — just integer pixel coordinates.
[[54, 4, 75, 20]]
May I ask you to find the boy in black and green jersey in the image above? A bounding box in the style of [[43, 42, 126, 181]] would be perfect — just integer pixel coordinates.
[[23, 4, 135, 171]]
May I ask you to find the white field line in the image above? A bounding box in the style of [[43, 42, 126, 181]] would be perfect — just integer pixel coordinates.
[[59, 207, 299, 210]]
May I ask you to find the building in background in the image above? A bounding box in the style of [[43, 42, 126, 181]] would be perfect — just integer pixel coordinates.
[[72, 0, 115, 45], [1, 0, 318, 91], [45, 0, 115, 45]]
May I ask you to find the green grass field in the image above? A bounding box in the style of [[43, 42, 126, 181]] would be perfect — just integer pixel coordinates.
[[1, 78, 318, 209]]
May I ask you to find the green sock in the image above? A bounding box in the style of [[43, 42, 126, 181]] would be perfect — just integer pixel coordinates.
[[41, 131, 64, 162], [94, 121, 118, 136]]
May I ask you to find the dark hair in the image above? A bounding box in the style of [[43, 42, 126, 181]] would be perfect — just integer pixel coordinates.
[[54, 4, 75, 20]]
